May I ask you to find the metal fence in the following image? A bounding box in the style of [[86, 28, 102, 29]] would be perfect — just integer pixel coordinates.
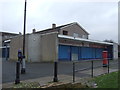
[[53, 58, 118, 83], [14, 58, 118, 84]]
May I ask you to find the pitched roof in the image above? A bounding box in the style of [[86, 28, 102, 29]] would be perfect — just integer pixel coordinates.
[[0, 31, 19, 35], [35, 22, 89, 35]]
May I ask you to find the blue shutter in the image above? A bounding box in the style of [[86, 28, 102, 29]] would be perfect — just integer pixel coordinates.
[[95, 48, 103, 59], [81, 47, 90, 59], [58, 45, 70, 61], [80, 47, 96, 60]]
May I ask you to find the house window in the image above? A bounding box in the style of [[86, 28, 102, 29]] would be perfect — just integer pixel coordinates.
[[73, 33, 78, 38], [63, 31, 68, 35], [82, 35, 87, 39]]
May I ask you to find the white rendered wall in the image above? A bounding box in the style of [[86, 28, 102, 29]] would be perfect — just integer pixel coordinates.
[[113, 43, 118, 60], [28, 34, 41, 62]]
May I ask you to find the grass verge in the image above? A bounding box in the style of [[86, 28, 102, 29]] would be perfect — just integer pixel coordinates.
[[93, 71, 118, 88], [13, 82, 40, 88]]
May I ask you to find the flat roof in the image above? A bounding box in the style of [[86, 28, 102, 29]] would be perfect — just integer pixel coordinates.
[[0, 46, 10, 48], [4, 39, 11, 43], [58, 35, 113, 45]]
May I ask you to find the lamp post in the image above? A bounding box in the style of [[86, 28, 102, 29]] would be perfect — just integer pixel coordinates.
[[21, 0, 27, 74]]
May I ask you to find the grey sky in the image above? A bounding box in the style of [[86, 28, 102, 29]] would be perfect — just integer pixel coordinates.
[[1, 0, 118, 43]]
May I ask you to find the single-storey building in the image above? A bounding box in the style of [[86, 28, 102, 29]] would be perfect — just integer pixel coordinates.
[[9, 22, 118, 62], [0, 32, 19, 59]]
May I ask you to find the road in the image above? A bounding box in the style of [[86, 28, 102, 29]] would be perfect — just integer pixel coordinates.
[[2, 59, 118, 83]]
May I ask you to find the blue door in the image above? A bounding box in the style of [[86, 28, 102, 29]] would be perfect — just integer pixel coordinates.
[[71, 46, 79, 61], [58, 45, 70, 61]]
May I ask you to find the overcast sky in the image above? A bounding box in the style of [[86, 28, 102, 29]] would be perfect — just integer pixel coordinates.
[[1, 0, 118, 43]]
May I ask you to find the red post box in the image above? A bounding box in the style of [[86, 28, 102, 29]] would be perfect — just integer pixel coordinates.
[[102, 51, 108, 67]]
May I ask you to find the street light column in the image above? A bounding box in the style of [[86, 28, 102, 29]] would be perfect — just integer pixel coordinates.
[[21, 0, 27, 74]]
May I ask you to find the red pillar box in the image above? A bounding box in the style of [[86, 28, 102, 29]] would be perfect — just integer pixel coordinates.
[[102, 51, 108, 67]]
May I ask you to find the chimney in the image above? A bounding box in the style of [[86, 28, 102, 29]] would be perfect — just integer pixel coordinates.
[[19, 32, 22, 35], [52, 23, 56, 28], [32, 28, 36, 33]]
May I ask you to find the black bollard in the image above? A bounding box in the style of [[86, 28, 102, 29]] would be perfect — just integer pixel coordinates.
[[73, 62, 75, 82], [91, 60, 93, 78], [53, 62, 58, 82], [15, 61, 20, 84], [108, 59, 109, 73]]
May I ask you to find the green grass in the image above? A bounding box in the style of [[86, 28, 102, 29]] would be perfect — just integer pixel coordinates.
[[93, 71, 118, 88], [13, 82, 40, 88]]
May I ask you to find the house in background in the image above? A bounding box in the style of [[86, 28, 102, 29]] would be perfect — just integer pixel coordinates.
[[9, 22, 118, 62], [35, 22, 89, 39], [0, 32, 19, 59], [0, 32, 19, 43]]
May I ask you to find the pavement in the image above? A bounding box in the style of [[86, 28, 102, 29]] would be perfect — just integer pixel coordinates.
[[2, 59, 119, 88]]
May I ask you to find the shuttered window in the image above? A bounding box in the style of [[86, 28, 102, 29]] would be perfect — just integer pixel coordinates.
[[63, 31, 68, 35]]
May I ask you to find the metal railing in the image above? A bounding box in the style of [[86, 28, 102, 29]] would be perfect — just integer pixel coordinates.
[[14, 58, 118, 84], [53, 58, 117, 83]]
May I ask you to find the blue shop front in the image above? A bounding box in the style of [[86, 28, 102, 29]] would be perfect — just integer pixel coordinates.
[[58, 35, 113, 61]]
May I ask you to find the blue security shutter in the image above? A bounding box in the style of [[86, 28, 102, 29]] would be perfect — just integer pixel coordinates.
[[71, 46, 78, 54], [81, 47, 95, 59], [106, 46, 113, 59], [58, 45, 70, 61], [95, 48, 103, 59], [79, 47, 81, 60], [80, 47, 85, 59], [88, 47, 93, 59], [81, 47, 90, 59], [92, 48, 96, 59]]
